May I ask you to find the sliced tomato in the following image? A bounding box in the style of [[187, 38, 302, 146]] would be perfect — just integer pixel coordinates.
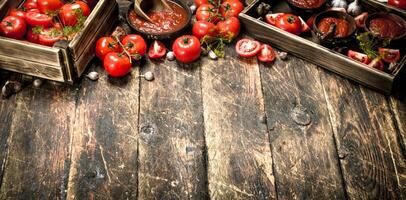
[[257, 44, 276, 62], [38, 27, 64, 46], [26, 28, 40, 43], [148, 40, 167, 59], [306, 14, 317, 28], [235, 38, 261, 58], [265, 13, 283, 26], [298, 16, 310, 33], [379, 48, 400, 63], [368, 58, 384, 71], [25, 11, 53, 27], [355, 12, 368, 28], [348, 50, 371, 64]]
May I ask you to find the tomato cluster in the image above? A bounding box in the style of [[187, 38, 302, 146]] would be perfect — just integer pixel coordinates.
[[0, 0, 92, 46]]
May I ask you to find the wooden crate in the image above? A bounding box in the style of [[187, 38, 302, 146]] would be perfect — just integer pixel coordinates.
[[0, 0, 118, 83], [239, 0, 406, 94]]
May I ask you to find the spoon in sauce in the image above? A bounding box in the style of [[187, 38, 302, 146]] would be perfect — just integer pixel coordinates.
[[134, 0, 172, 23]]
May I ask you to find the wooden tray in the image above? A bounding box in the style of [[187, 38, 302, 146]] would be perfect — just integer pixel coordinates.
[[0, 0, 118, 83], [239, 0, 406, 94]]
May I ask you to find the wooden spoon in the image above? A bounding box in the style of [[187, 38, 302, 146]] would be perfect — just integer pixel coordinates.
[[133, 0, 172, 23]]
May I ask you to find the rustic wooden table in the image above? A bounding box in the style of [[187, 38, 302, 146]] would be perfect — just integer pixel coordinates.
[[0, 0, 405, 199]]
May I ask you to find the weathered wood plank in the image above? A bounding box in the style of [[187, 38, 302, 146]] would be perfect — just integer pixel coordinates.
[[320, 70, 403, 199], [0, 82, 76, 199], [201, 44, 276, 199], [66, 61, 139, 200], [137, 58, 208, 199], [260, 54, 346, 199]]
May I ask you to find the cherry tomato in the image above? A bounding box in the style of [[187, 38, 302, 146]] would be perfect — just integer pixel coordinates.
[[196, 4, 220, 23], [37, 0, 64, 14], [148, 40, 167, 59], [217, 16, 241, 41], [25, 11, 53, 27], [95, 37, 122, 60], [347, 50, 371, 64], [103, 52, 132, 78], [368, 58, 384, 71], [192, 20, 217, 40], [275, 14, 302, 35], [379, 48, 401, 63], [23, 0, 38, 10], [26, 28, 40, 43], [388, 0, 406, 9], [172, 35, 201, 63], [0, 16, 27, 40], [195, 0, 208, 7], [235, 38, 261, 58], [257, 44, 276, 62], [8, 9, 27, 19], [38, 27, 64, 46], [121, 34, 147, 58], [355, 12, 368, 28], [59, 1, 91, 26], [220, 0, 244, 18]]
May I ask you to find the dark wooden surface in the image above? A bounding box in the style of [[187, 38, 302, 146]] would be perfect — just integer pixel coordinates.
[[0, 0, 405, 199]]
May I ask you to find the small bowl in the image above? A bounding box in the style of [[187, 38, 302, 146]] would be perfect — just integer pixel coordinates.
[[125, 0, 192, 40], [312, 10, 357, 47], [364, 13, 406, 41], [286, 0, 326, 14]]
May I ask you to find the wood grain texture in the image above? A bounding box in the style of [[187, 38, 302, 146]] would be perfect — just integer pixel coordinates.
[[260, 54, 346, 199], [66, 61, 139, 200], [201, 44, 276, 199], [137, 58, 208, 199], [0, 82, 77, 199], [321, 70, 403, 199]]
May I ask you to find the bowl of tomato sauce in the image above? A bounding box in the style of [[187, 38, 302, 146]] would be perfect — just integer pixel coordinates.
[[365, 13, 406, 41], [286, 0, 326, 13], [126, 0, 192, 40]]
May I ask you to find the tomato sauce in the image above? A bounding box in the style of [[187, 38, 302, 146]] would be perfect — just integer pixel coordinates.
[[369, 18, 404, 39], [289, 0, 325, 9], [317, 17, 350, 38], [128, 1, 188, 34]]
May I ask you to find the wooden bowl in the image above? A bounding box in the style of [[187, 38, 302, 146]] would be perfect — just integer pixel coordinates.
[[312, 10, 357, 47], [125, 0, 192, 40], [364, 13, 406, 41]]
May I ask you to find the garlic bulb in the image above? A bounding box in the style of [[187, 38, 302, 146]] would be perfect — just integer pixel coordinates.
[[331, 0, 348, 9], [347, 0, 362, 16]]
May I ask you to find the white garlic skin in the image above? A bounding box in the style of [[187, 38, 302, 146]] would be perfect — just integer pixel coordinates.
[[347, 0, 362, 16], [144, 71, 155, 81], [208, 50, 218, 60], [166, 51, 175, 61], [86, 71, 99, 81], [331, 0, 348, 9]]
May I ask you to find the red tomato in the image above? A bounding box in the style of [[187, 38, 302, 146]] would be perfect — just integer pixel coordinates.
[[122, 34, 147, 58], [196, 4, 220, 23], [298, 16, 310, 32], [220, 0, 244, 18], [192, 20, 217, 40], [265, 13, 283, 26], [355, 12, 368, 28], [172, 35, 201, 63], [37, 0, 64, 14], [38, 27, 64, 46], [388, 0, 406, 9], [379, 48, 401, 63], [0, 16, 27, 40], [25, 11, 53, 27], [59, 1, 91, 26], [26, 28, 40, 43], [217, 16, 241, 41], [306, 14, 317, 27], [368, 58, 384, 71], [257, 44, 276, 62], [103, 52, 132, 78], [8, 9, 26, 19], [275, 14, 302, 35], [347, 50, 371, 64], [235, 38, 261, 58], [195, 0, 208, 7], [95, 37, 122, 60], [148, 40, 167, 59], [23, 0, 38, 10]]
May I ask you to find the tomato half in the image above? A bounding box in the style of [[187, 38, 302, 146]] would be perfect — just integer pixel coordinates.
[[38, 27, 64, 46], [217, 16, 240, 41], [103, 52, 132, 78], [388, 0, 406, 9], [148, 40, 167, 59], [196, 4, 220, 23], [0, 16, 27, 40], [26, 28, 40, 43], [368, 58, 384, 71], [172, 35, 201, 63], [355, 12, 368, 28], [275, 14, 302, 35], [220, 0, 244, 18], [257, 44, 276, 62], [192, 20, 217, 40], [265, 13, 283, 26], [25, 11, 53, 27], [37, 0, 64, 14], [122, 34, 147, 58], [379, 48, 401, 63], [235, 38, 261, 58], [347, 50, 371, 64], [59, 1, 91, 26], [95, 37, 122, 60]]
